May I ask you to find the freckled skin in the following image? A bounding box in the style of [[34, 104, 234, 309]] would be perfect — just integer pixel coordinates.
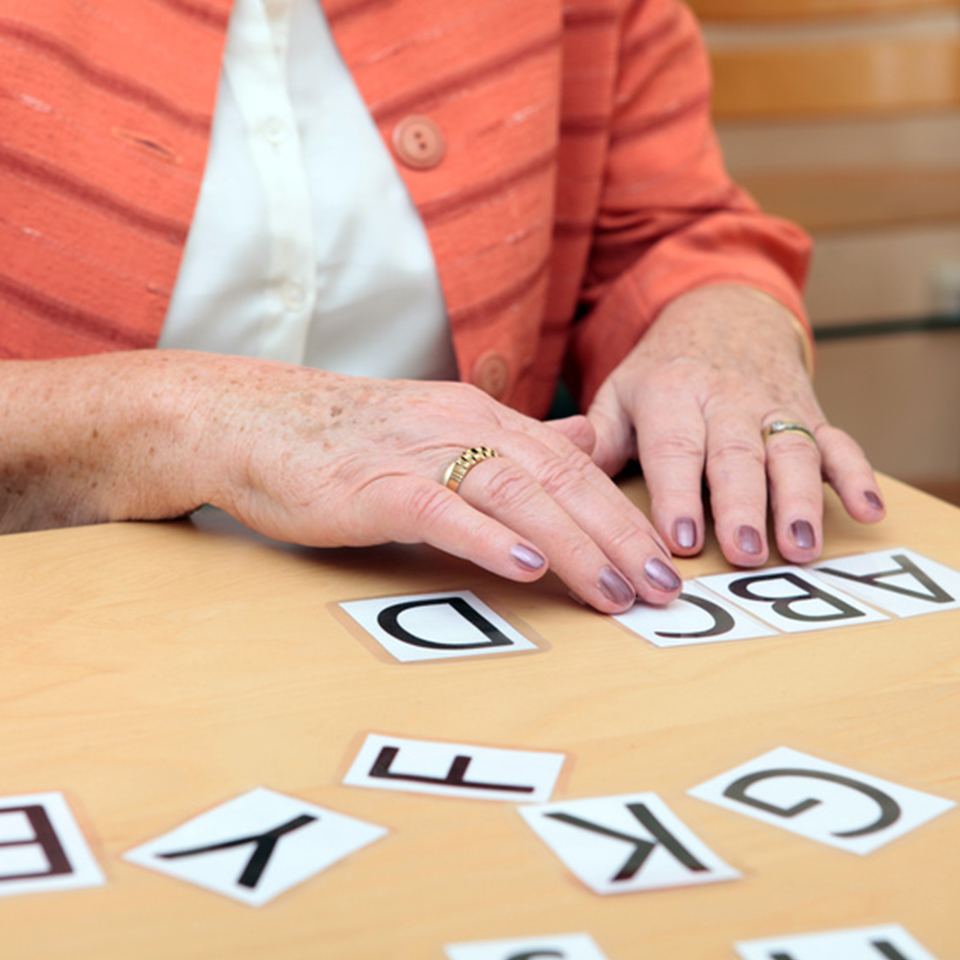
[[0, 285, 883, 609]]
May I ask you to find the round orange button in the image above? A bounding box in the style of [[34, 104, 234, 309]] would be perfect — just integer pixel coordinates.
[[392, 116, 446, 170], [472, 351, 510, 400]]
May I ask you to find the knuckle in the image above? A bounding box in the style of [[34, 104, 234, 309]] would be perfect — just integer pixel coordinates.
[[534, 453, 590, 500], [403, 482, 456, 535], [709, 436, 766, 468], [643, 432, 705, 463], [481, 464, 540, 511]]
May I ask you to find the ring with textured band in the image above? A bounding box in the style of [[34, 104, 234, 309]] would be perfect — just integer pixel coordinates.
[[442, 446, 500, 492], [762, 420, 817, 446]]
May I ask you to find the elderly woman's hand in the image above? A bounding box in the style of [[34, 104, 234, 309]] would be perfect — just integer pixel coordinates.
[[194, 355, 683, 613], [585, 285, 885, 567], [0, 350, 681, 614]]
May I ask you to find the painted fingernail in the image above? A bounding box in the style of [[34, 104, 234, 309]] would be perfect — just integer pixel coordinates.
[[737, 525, 763, 555], [790, 519, 816, 549], [674, 517, 697, 550], [598, 566, 636, 606], [511, 543, 546, 571], [645, 557, 682, 592], [568, 591, 587, 607], [864, 490, 884, 510]]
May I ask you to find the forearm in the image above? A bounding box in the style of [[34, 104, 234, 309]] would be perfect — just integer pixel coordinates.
[[0, 351, 207, 533]]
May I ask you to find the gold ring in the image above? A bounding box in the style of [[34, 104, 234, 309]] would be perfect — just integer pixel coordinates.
[[762, 419, 817, 446], [442, 446, 500, 492]]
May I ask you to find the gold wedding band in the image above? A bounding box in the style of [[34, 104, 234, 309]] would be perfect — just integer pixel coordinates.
[[762, 419, 817, 446], [442, 446, 500, 492]]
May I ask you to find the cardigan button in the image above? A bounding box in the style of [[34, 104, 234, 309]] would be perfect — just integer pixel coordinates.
[[392, 116, 446, 170], [472, 351, 510, 400]]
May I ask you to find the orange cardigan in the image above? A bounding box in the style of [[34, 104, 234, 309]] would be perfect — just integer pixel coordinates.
[[0, 0, 810, 416]]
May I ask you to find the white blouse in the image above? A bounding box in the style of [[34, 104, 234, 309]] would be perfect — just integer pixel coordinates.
[[159, 0, 458, 381]]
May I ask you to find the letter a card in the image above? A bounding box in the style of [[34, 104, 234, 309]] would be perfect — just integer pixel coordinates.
[[337, 590, 539, 662], [519, 793, 740, 895], [0, 792, 104, 897], [689, 747, 955, 855], [123, 787, 386, 905], [814, 547, 960, 618], [736, 924, 940, 960]]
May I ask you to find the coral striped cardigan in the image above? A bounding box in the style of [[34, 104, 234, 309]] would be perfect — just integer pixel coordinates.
[[0, 0, 810, 416]]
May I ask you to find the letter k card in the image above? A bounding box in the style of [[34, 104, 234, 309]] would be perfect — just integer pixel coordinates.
[[519, 793, 740, 895]]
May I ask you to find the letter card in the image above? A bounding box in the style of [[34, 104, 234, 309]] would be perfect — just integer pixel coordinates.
[[124, 787, 386, 906], [0, 792, 104, 897], [519, 793, 740, 895], [696, 567, 888, 633], [445, 933, 610, 960], [338, 591, 538, 663], [613, 581, 777, 647], [814, 548, 960, 618], [736, 924, 939, 960], [689, 747, 955, 855], [344, 734, 565, 802]]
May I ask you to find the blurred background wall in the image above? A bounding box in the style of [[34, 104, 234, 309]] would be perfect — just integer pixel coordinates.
[[688, 0, 960, 503]]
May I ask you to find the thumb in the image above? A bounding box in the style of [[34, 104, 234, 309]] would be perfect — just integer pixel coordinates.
[[585, 384, 635, 477]]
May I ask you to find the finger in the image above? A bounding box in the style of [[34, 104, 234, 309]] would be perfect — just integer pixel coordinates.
[[630, 387, 709, 557], [703, 407, 770, 567], [763, 421, 825, 563], [489, 432, 682, 606], [584, 383, 635, 477], [369, 474, 553, 583], [544, 415, 597, 457], [817, 424, 886, 523], [506, 414, 672, 560]]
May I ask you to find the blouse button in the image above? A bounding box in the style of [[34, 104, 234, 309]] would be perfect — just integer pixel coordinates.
[[392, 116, 446, 170], [472, 351, 510, 400]]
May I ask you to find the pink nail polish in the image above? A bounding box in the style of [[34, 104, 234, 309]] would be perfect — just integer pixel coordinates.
[[511, 543, 545, 571], [598, 566, 635, 606], [645, 557, 681, 592], [737, 525, 763, 555], [864, 490, 884, 510], [674, 517, 697, 549], [790, 520, 815, 549]]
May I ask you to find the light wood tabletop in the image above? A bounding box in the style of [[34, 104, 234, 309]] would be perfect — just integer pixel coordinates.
[[1, 474, 958, 959]]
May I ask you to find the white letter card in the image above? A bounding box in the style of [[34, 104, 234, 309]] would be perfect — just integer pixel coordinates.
[[519, 792, 740, 895], [123, 787, 387, 906], [339, 591, 537, 662], [345, 734, 565, 802], [689, 747, 955, 855]]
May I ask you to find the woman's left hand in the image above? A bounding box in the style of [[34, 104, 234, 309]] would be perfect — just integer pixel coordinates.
[[584, 284, 886, 567]]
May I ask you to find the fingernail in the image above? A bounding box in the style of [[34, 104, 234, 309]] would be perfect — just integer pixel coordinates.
[[864, 490, 884, 510], [737, 525, 763, 555], [598, 566, 635, 606], [511, 543, 545, 571], [568, 591, 587, 607], [645, 557, 682, 592], [674, 517, 697, 549], [790, 519, 816, 550]]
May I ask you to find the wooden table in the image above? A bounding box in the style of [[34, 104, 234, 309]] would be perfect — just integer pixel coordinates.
[[1, 475, 958, 959]]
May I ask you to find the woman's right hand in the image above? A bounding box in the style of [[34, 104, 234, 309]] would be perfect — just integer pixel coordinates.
[[0, 351, 682, 614]]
